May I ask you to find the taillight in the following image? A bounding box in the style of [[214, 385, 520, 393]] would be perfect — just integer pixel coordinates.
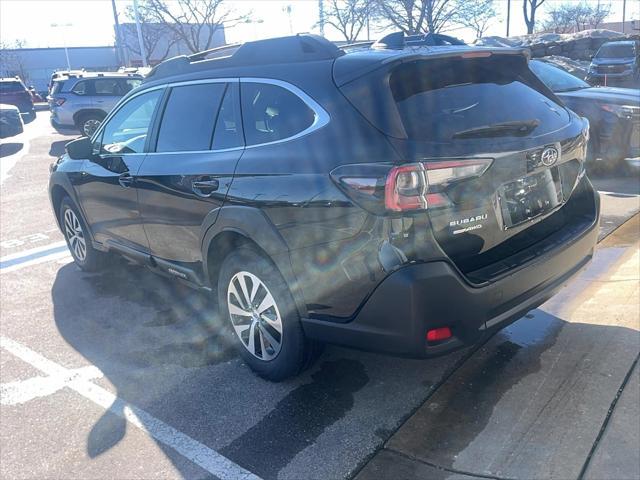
[[54, 98, 66, 106], [332, 158, 492, 214], [385, 159, 492, 212], [385, 164, 427, 211]]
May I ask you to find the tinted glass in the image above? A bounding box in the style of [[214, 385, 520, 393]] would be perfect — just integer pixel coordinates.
[[529, 60, 589, 92], [71, 81, 88, 95], [156, 83, 225, 152], [212, 83, 243, 150], [100, 90, 161, 154], [51, 80, 65, 94], [241, 82, 315, 146], [94, 78, 123, 95], [596, 44, 635, 58], [342, 56, 569, 142], [0, 81, 24, 92]]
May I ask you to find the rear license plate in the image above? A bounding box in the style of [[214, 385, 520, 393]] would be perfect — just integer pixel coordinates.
[[498, 168, 563, 229]]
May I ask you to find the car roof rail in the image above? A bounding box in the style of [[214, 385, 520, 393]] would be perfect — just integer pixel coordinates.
[[145, 34, 344, 82]]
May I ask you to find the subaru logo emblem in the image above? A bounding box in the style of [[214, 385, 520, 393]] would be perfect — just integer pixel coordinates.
[[540, 146, 559, 167]]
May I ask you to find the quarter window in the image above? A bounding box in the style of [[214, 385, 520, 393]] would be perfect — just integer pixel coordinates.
[[156, 83, 226, 152], [99, 89, 162, 155], [241, 82, 315, 146]]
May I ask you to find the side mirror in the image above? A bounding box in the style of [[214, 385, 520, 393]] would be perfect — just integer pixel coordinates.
[[65, 136, 94, 160]]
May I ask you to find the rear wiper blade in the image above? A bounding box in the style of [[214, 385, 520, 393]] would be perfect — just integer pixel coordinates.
[[452, 120, 540, 139]]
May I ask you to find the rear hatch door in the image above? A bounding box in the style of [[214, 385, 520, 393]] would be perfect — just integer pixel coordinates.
[[338, 50, 587, 273]]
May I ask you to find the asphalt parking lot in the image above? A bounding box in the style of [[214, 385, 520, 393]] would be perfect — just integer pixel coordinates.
[[1, 111, 639, 480]]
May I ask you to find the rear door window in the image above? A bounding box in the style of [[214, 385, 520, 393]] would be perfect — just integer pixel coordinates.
[[94, 78, 122, 95], [71, 80, 89, 95], [240, 82, 315, 146], [155, 83, 226, 152]]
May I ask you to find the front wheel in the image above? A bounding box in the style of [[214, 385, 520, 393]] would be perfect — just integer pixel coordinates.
[[59, 197, 106, 272], [218, 247, 321, 381]]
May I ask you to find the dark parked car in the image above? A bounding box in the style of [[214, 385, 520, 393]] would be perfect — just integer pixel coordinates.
[[0, 104, 24, 138], [0, 77, 35, 120], [530, 60, 640, 163], [49, 34, 599, 380], [586, 40, 640, 87]]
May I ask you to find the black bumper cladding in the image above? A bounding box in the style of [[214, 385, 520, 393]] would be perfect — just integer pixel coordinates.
[[302, 204, 599, 357]]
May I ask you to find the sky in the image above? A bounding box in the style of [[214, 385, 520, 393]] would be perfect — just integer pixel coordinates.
[[0, 0, 639, 49]]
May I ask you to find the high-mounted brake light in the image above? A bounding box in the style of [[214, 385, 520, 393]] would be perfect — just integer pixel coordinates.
[[460, 51, 492, 59], [385, 159, 492, 212]]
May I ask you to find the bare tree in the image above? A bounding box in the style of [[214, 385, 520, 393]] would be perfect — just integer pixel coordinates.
[[523, 0, 546, 34], [541, 1, 611, 33], [323, 0, 373, 42], [142, 0, 251, 54], [454, 0, 496, 39], [122, 3, 178, 63], [588, 0, 611, 29], [0, 40, 29, 83], [375, 0, 457, 34]]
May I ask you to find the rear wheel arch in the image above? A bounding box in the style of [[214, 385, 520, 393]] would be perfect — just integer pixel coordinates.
[[201, 207, 308, 318]]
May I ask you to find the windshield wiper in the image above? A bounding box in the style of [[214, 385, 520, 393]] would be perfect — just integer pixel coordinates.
[[452, 120, 540, 139]]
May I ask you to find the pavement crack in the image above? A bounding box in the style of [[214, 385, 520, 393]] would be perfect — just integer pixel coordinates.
[[385, 447, 518, 480], [577, 352, 640, 480]]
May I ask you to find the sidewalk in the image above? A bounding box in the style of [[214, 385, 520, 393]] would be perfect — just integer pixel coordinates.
[[356, 215, 640, 480]]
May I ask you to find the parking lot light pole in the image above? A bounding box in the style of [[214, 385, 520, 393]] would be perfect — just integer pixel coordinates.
[[50, 23, 72, 70], [133, 0, 148, 67]]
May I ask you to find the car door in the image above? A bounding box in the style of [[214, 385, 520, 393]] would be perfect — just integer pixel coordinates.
[[136, 80, 244, 268], [75, 87, 164, 251]]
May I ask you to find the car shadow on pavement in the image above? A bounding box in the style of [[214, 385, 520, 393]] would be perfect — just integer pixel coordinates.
[[51, 259, 380, 478], [50, 254, 639, 480], [0, 143, 23, 158]]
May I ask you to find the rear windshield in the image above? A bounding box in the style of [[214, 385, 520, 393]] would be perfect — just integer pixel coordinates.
[[0, 81, 24, 93], [596, 44, 635, 58], [340, 55, 570, 142]]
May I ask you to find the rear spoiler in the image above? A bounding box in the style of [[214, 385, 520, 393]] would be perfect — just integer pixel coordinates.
[[334, 47, 531, 87]]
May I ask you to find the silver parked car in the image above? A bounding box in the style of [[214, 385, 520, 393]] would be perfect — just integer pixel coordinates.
[[48, 72, 142, 136]]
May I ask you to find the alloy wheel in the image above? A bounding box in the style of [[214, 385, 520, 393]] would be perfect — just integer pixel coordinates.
[[63, 208, 87, 262], [227, 271, 283, 360], [83, 119, 101, 137]]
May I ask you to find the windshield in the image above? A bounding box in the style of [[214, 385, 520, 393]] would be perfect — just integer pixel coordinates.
[[529, 60, 589, 92], [0, 81, 24, 93], [596, 44, 635, 58]]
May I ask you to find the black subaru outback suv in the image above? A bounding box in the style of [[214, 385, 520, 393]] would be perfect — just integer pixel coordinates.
[[49, 34, 600, 380]]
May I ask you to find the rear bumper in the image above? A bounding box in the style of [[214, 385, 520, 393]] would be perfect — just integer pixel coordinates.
[[302, 194, 600, 357]]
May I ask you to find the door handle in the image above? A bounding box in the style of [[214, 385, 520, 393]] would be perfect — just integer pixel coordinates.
[[192, 178, 219, 198], [118, 172, 134, 188]]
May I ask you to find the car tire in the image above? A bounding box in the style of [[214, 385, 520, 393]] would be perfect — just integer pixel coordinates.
[[59, 196, 106, 272], [77, 113, 104, 137], [218, 246, 321, 381]]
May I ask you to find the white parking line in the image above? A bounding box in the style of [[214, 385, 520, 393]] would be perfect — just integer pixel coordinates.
[[0, 336, 262, 480], [1, 365, 102, 406]]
